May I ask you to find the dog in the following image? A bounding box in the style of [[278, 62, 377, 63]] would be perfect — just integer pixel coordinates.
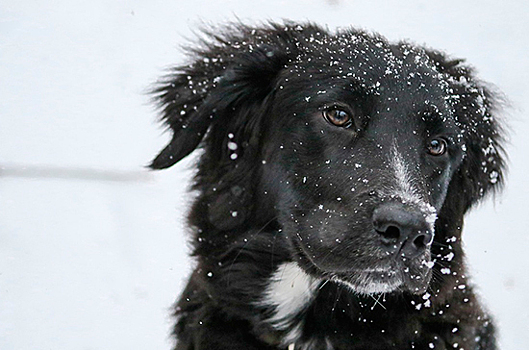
[[150, 22, 505, 350]]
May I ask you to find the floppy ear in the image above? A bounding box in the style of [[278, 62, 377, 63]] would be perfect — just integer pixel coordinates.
[[150, 22, 325, 170], [427, 51, 506, 213], [149, 55, 222, 169], [194, 45, 291, 230], [150, 28, 293, 229], [149, 32, 292, 170], [455, 84, 506, 211]]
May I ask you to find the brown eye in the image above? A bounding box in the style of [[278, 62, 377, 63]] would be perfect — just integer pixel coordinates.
[[322, 107, 353, 128], [427, 138, 447, 156]]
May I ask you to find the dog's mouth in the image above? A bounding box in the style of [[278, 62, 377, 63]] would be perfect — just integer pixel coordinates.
[[330, 269, 404, 295], [287, 201, 436, 296], [294, 245, 433, 295], [329, 258, 433, 295]]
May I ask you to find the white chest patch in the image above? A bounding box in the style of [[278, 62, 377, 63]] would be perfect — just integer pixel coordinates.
[[259, 262, 319, 331]]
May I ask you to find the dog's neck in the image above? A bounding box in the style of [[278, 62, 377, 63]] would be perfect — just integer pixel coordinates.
[[255, 260, 467, 349]]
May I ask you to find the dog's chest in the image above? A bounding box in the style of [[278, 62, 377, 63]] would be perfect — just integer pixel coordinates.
[[258, 262, 324, 347]]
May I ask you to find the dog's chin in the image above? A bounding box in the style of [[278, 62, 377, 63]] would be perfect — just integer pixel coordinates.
[[300, 254, 433, 296], [293, 241, 433, 295], [331, 270, 404, 295], [332, 266, 432, 295]]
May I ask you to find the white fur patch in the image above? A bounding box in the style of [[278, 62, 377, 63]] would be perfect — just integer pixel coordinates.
[[260, 262, 319, 330]]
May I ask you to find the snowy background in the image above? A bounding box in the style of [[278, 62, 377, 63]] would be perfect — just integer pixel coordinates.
[[1, 1, 527, 349]]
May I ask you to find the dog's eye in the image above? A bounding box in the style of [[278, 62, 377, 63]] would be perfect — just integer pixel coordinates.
[[427, 138, 447, 156], [322, 107, 353, 128]]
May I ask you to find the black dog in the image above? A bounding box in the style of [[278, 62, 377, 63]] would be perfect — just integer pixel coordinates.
[[150, 22, 505, 350]]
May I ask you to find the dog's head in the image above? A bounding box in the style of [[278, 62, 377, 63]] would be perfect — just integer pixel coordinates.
[[151, 23, 505, 296]]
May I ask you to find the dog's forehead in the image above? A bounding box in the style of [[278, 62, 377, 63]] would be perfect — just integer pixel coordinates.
[[289, 33, 448, 98], [280, 34, 461, 130]]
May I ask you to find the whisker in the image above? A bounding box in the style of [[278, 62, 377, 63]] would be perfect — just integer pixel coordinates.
[[331, 279, 344, 314], [319, 279, 331, 290], [370, 293, 387, 310]]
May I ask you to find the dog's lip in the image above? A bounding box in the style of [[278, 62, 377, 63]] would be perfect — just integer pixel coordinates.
[[321, 260, 432, 295], [331, 267, 398, 280], [356, 267, 393, 273], [291, 237, 432, 294], [328, 268, 404, 295]]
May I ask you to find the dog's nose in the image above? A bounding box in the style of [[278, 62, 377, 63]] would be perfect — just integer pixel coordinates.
[[372, 203, 433, 258]]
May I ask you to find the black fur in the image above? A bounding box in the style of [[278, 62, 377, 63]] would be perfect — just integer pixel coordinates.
[[150, 22, 505, 350]]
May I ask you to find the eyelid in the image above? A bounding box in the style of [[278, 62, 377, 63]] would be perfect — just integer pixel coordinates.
[[438, 135, 457, 147], [320, 102, 354, 114]]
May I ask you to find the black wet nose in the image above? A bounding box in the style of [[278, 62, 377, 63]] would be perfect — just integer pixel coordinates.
[[372, 203, 433, 258]]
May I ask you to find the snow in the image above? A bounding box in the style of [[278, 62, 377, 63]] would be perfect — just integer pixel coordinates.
[[1, 1, 528, 350]]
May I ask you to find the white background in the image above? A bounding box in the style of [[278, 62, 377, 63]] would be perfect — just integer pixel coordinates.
[[1, 1, 527, 349]]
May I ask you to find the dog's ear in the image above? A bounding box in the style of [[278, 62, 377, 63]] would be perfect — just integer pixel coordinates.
[[149, 35, 291, 170], [149, 57, 221, 170], [150, 28, 295, 229], [457, 84, 506, 211], [195, 45, 291, 230], [427, 51, 506, 213]]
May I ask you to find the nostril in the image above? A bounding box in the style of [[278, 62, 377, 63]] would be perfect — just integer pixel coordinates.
[[413, 233, 427, 249], [412, 230, 433, 249], [378, 225, 400, 242]]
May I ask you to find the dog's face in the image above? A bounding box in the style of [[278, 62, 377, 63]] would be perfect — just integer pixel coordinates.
[[258, 41, 476, 295], [151, 25, 504, 297]]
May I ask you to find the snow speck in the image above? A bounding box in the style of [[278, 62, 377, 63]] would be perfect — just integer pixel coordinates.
[[424, 260, 435, 268], [489, 170, 499, 184]]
